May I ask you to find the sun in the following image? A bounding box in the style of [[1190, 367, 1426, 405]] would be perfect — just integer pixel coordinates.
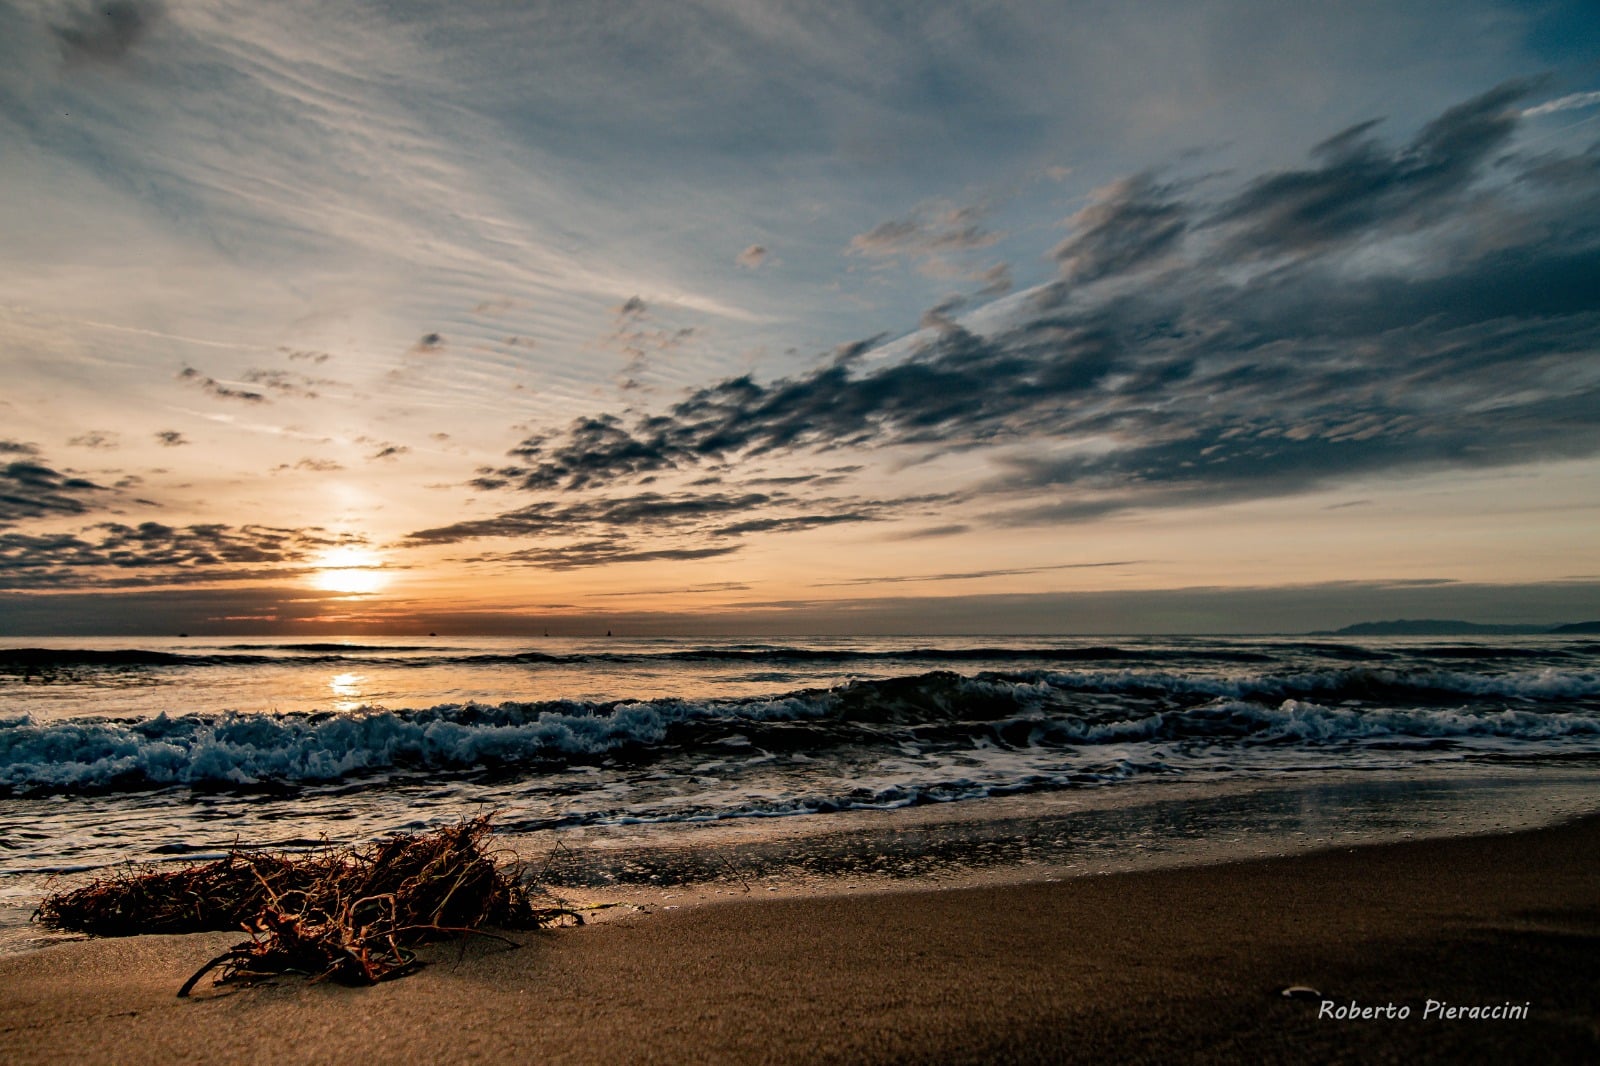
[[310, 547, 390, 594]]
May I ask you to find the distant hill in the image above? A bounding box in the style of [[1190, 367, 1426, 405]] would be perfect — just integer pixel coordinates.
[[1309, 619, 1568, 636]]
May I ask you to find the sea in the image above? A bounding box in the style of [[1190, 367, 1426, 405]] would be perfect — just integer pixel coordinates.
[[3, 633, 1599, 951]]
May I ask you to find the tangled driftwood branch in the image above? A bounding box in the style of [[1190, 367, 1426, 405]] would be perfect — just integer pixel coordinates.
[[35, 817, 576, 995]]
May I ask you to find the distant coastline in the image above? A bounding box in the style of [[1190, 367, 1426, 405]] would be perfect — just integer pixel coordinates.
[[1309, 619, 1600, 636]]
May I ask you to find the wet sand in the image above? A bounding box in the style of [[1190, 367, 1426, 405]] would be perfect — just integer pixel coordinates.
[[2, 814, 1597, 1064]]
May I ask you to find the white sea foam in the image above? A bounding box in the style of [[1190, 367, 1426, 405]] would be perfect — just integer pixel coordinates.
[[3, 670, 1598, 795]]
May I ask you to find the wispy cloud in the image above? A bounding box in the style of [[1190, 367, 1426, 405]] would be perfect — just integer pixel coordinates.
[[815, 561, 1142, 587], [66, 431, 120, 450], [1523, 90, 1600, 117]]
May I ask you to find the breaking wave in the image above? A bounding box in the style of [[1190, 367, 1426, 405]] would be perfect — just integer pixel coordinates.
[[4, 669, 1597, 796]]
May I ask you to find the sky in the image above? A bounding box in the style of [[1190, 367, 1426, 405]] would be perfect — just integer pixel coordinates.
[[2, 0, 1599, 635]]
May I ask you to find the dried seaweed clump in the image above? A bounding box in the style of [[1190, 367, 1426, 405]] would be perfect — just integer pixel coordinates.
[[35, 817, 574, 994]]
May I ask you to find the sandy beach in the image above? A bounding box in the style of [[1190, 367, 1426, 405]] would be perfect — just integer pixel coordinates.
[[2, 813, 1596, 1064]]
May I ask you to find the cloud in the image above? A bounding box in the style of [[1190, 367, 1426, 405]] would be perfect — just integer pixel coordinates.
[[603, 297, 697, 389], [736, 244, 769, 269], [710, 513, 879, 537], [1523, 90, 1600, 118], [467, 85, 1600, 529], [241, 369, 335, 399], [484, 542, 741, 572], [815, 560, 1141, 587], [154, 430, 188, 447], [409, 491, 775, 543], [368, 444, 409, 461], [0, 451, 108, 527], [591, 581, 750, 598], [271, 457, 343, 474], [849, 202, 1001, 279], [409, 332, 445, 355], [0, 521, 356, 589], [1211, 80, 1535, 259], [177, 367, 266, 403], [282, 348, 333, 364], [974, 263, 1013, 298], [66, 431, 119, 450], [479, 321, 1119, 491], [406, 486, 929, 573], [850, 203, 997, 259], [919, 293, 968, 331], [51, 0, 162, 65], [1052, 174, 1188, 284]]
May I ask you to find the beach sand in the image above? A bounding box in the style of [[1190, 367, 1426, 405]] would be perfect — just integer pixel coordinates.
[[2, 815, 1596, 1064]]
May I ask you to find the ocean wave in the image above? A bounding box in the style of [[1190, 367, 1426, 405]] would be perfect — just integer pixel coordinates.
[[0, 643, 1282, 674], [3, 670, 1598, 796], [1029, 665, 1600, 703], [9, 641, 1589, 678]]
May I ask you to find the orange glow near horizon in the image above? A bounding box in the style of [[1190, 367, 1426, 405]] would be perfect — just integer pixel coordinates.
[[310, 546, 390, 595]]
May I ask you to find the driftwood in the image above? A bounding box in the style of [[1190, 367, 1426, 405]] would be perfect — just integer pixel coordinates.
[[35, 817, 577, 995]]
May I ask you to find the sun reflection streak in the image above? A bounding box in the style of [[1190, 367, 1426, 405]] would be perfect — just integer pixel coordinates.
[[329, 671, 366, 712]]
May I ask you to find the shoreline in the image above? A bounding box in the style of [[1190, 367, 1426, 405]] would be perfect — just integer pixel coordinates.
[[520, 764, 1600, 917], [2, 811, 1597, 1063], [6, 762, 1600, 955]]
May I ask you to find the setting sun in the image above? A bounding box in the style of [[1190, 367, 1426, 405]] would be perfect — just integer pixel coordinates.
[[310, 547, 389, 595]]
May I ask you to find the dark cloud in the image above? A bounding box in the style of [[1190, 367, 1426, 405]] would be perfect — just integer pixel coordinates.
[[66, 431, 119, 450], [469, 85, 1600, 528], [618, 296, 647, 316], [282, 348, 333, 364], [178, 366, 265, 403], [592, 581, 751, 598], [919, 293, 968, 331], [409, 491, 779, 545], [888, 524, 971, 540], [816, 560, 1141, 587], [52, 0, 162, 64], [1211, 80, 1538, 259], [0, 522, 356, 590], [485, 542, 740, 572], [737, 245, 768, 269], [242, 369, 335, 399], [368, 444, 409, 461], [410, 332, 444, 355], [272, 457, 343, 474], [154, 430, 188, 447], [710, 513, 878, 537], [0, 453, 108, 527], [480, 320, 1120, 491], [407, 486, 934, 572], [1052, 173, 1188, 284]]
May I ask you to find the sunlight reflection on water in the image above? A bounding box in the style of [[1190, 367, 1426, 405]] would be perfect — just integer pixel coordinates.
[[329, 672, 366, 711]]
